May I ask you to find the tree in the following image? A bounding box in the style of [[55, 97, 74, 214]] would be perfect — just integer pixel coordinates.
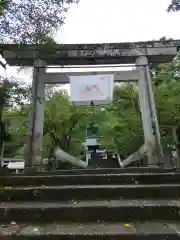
[[0, 0, 79, 44], [3, 106, 29, 158], [168, 0, 180, 12], [43, 90, 91, 159], [0, 77, 30, 160], [0, 78, 30, 110], [153, 56, 180, 160], [0, 0, 9, 16], [96, 84, 143, 157]]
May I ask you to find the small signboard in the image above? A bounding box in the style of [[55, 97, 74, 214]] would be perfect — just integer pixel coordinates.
[[69, 74, 114, 106]]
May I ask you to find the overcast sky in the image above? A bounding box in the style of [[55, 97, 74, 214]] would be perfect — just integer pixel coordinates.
[[57, 0, 180, 43], [1, 0, 180, 84]]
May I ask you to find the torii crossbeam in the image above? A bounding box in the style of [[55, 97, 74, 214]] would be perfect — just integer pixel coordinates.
[[0, 40, 179, 66]]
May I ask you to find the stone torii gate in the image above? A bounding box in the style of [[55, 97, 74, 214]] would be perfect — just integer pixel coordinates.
[[1, 40, 180, 170], [44, 66, 160, 168]]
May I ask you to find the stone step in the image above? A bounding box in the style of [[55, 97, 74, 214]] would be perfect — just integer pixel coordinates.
[[1, 221, 180, 239], [1, 172, 180, 187], [0, 200, 180, 223], [1, 184, 180, 201], [1, 167, 176, 177]]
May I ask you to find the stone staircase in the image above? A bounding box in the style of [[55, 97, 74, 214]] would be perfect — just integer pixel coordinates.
[[0, 167, 180, 239]]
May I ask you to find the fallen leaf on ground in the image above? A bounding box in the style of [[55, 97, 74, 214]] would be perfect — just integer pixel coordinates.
[[124, 224, 130, 228], [10, 221, 16, 225]]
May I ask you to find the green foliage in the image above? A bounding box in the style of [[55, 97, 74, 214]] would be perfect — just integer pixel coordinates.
[[0, 0, 79, 43], [0, 77, 29, 157], [43, 90, 91, 158], [3, 107, 29, 157], [0, 78, 30, 111], [96, 84, 143, 156], [0, 0, 9, 16]]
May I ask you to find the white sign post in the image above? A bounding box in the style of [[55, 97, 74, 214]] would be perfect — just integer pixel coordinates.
[[69, 74, 114, 106]]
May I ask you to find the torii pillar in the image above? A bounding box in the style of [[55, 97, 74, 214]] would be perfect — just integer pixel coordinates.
[[136, 56, 163, 166], [25, 59, 46, 171]]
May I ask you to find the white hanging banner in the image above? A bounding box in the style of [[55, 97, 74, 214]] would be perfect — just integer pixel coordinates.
[[69, 74, 114, 106]]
